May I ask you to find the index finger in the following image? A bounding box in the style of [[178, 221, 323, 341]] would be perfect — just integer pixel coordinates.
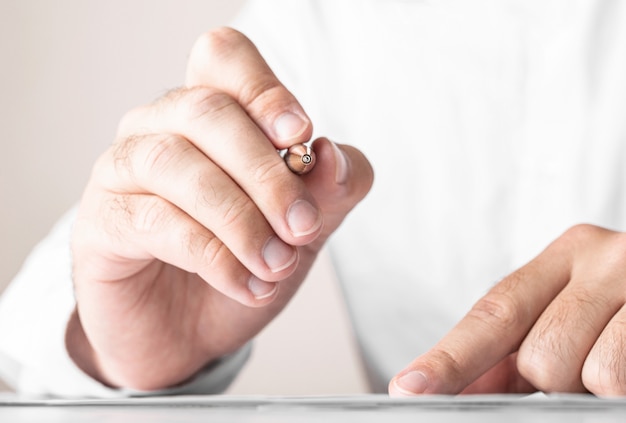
[[186, 27, 312, 148], [389, 237, 573, 395]]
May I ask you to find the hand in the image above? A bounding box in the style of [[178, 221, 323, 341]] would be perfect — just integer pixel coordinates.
[[68, 28, 373, 391], [389, 224, 626, 397]]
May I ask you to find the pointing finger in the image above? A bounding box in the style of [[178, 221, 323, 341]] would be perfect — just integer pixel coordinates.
[[389, 236, 573, 395]]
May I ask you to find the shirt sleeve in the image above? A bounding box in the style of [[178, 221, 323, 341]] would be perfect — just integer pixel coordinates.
[[0, 206, 251, 398]]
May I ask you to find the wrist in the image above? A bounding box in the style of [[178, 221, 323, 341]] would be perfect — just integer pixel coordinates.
[[65, 307, 114, 388]]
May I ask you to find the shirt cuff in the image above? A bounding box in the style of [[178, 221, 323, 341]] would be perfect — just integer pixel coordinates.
[[0, 207, 250, 398]]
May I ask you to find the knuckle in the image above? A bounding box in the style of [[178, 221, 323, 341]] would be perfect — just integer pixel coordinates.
[[102, 195, 134, 241], [518, 290, 601, 392], [565, 223, 596, 236], [432, 348, 464, 377], [181, 228, 210, 259], [110, 134, 142, 179], [517, 346, 563, 392], [189, 27, 248, 73], [196, 27, 247, 60], [238, 78, 285, 111], [198, 232, 231, 270], [583, 326, 626, 396], [467, 291, 523, 333], [134, 196, 175, 234], [560, 223, 601, 247], [423, 348, 466, 389], [185, 86, 238, 121], [192, 171, 257, 231], [142, 134, 190, 179], [560, 225, 626, 285], [103, 195, 174, 242], [116, 105, 147, 137], [517, 318, 582, 391], [182, 229, 222, 269], [250, 156, 287, 186], [189, 27, 289, 114], [216, 195, 254, 230], [109, 133, 191, 184], [153, 86, 187, 112]]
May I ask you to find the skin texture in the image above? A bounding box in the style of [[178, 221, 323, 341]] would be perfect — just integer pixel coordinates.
[[389, 224, 626, 397], [68, 27, 373, 390], [68, 27, 626, 397]]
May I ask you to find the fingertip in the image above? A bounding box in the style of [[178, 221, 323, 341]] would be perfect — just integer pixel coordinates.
[[305, 137, 374, 202], [227, 276, 280, 308], [273, 111, 313, 145], [247, 276, 280, 304], [286, 199, 324, 239], [262, 236, 299, 273], [389, 370, 429, 397]]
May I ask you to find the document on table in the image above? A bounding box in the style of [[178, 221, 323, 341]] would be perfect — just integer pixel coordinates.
[[2, 393, 626, 423], [1, 392, 626, 407]]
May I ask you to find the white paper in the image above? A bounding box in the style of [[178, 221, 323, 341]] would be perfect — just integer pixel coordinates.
[[1, 392, 625, 408]]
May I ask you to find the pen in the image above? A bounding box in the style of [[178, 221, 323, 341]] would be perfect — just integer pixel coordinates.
[[283, 144, 316, 175]]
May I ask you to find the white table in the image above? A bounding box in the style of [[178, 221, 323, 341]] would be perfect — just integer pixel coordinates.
[[1, 394, 625, 422]]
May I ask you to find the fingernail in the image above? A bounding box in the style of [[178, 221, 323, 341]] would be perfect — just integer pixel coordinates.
[[330, 141, 349, 184], [287, 199, 323, 237], [394, 371, 428, 396], [248, 276, 279, 300], [262, 236, 297, 273], [274, 112, 308, 142]]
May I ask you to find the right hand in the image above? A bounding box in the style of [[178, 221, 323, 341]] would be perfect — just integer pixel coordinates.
[[68, 27, 373, 391]]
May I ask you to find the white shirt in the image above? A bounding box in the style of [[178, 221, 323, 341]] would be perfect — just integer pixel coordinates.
[[1, 0, 625, 396]]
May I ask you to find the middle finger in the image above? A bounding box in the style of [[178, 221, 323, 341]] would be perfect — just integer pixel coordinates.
[[99, 132, 298, 282], [117, 86, 324, 245]]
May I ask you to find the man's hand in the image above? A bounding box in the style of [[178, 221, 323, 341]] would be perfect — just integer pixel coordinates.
[[389, 224, 626, 397], [68, 28, 373, 391]]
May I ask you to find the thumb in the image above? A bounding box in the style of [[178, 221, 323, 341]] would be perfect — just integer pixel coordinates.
[[301, 137, 374, 246]]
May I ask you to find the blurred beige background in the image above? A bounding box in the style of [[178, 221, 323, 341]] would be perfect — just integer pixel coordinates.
[[0, 0, 368, 395]]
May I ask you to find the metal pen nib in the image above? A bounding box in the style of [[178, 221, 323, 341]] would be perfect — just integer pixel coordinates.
[[284, 144, 316, 175]]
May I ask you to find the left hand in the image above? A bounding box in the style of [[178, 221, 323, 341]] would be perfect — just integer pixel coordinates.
[[389, 224, 626, 397]]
